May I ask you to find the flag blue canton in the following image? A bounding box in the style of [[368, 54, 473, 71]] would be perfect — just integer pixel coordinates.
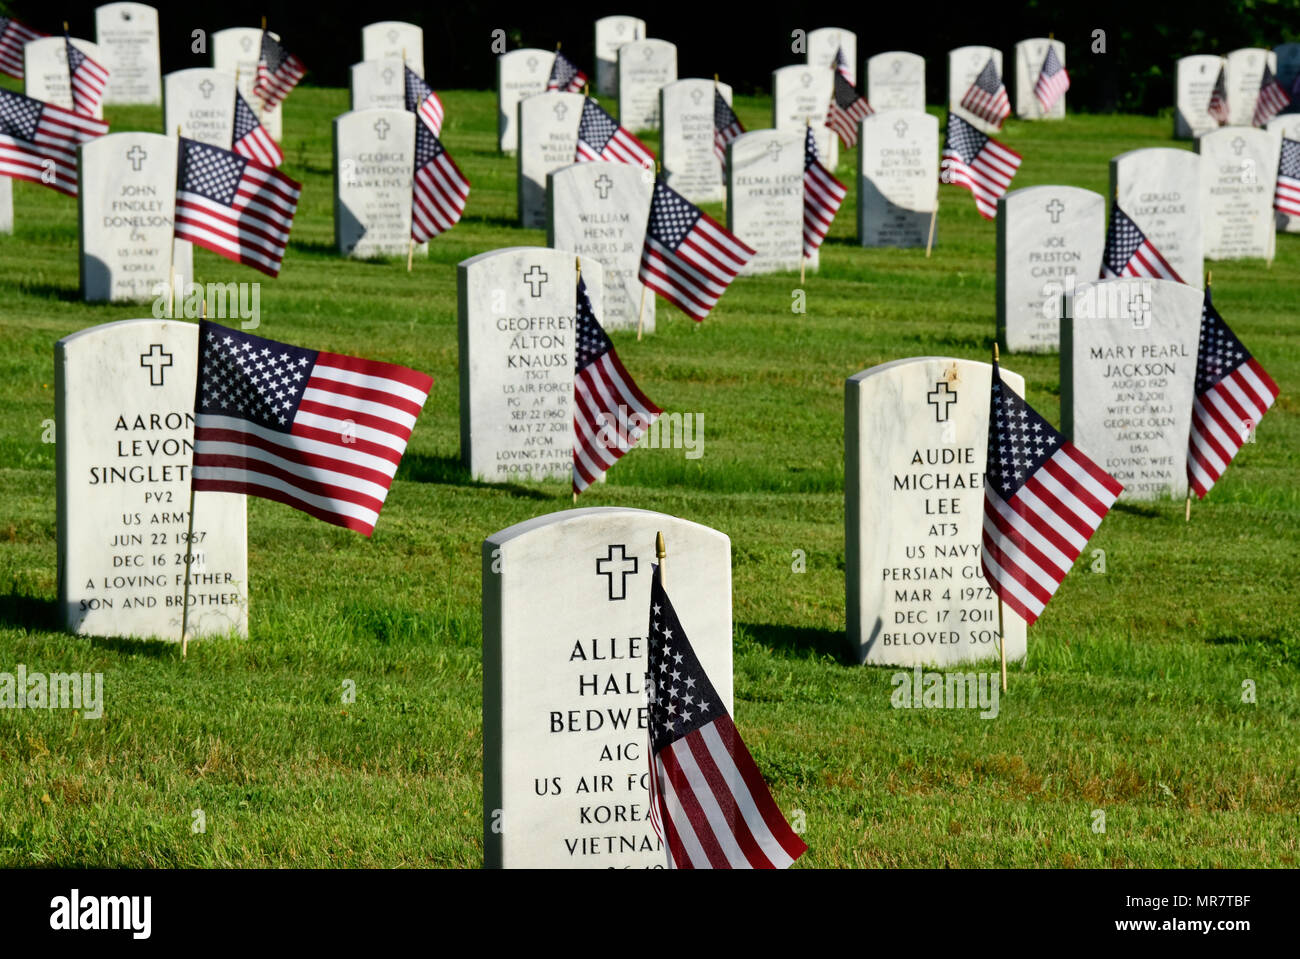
[[260, 32, 289, 73], [574, 277, 613, 371], [415, 121, 443, 166], [1195, 293, 1250, 394], [804, 125, 821, 169], [404, 64, 433, 111], [1102, 206, 1145, 273], [1280, 138, 1300, 179], [180, 139, 246, 205], [65, 40, 86, 73], [1041, 46, 1063, 77], [832, 71, 860, 109], [233, 91, 259, 140], [0, 89, 41, 139], [578, 98, 619, 152], [647, 179, 702, 251], [973, 59, 1002, 94], [551, 51, 582, 88], [714, 89, 740, 129], [985, 367, 1061, 501], [944, 112, 987, 164], [647, 569, 722, 753], [196, 322, 318, 431]]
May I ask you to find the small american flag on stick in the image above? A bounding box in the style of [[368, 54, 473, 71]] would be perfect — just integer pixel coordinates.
[[0, 17, 44, 80], [960, 58, 1011, 129], [940, 112, 1021, 219], [255, 30, 305, 110], [173, 137, 302, 277], [404, 64, 444, 135], [547, 49, 587, 93], [0, 87, 107, 195], [411, 121, 469, 243], [64, 35, 108, 117], [712, 88, 743, 166], [826, 70, 873, 148], [1274, 137, 1300, 217], [1187, 289, 1279, 499], [576, 97, 655, 169], [1208, 65, 1230, 126], [981, 360, 1123, 625], [645, 564, 808, 869], [803, 126, 846, 257], [232, 88, 283, 167], [192, 320, 432, 537], [638, 177, 755, 322], [1100, 203, 1182, 283], [1252, 64, 1291, 127], [1033, 45, 1070, 114], [833, 45, 852, 81]]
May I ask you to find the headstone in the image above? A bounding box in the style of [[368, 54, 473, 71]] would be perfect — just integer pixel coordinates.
[[24, 37, 107, 118], [94, 2, 161, 105], [361, 20, 423, 77], [996, 185, 1105, 352], [1062, 278, 1203, 501], [1110, 148, 1203, 285], [457, 246, 604, 483], [845, 357, 1028, 667], [1175, 55, 1226, 140], [866, 51, 926, 112], [1013, 38, 1066, 119], [163, 68, 236, 147], [857, 110, 938, 249], [807, 27, 857, 85], [948, 45, 1003, 134], [483, 506, 732, 868], [1197, 127, 1278, 261], [771, 65, 837, 169], [547, 163, 653, 333], [659, 78, 731, 203], [617, 39, 676, 132], [349, 60, 406, 112], [1267, 114, 1300, 233], [78, 131, 192, 303], [594, 15, 646, 96], [1226, 48, 1276, 128], [212, 27, 282, 142], [0, 179, 11, 235], [726, 129, 806, 274], [497, 48, 554, 153], [1274, 43, 1300, 108], [56, 318, 248, 641], [333, 108, 424, 259], [516, 91, 584, 229]]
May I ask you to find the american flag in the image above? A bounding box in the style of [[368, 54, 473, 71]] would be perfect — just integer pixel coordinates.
[[1100, 203, 1182, 283], [1208, 65, 1230, 125], [833, 45, 852, 80], [232, 88, 283, 168], [802, 126, 846, 257], [638, 177, 755, 322], [1033, 45, 1070, 113], [981, 361, 1123, 625], [404, 64, 444, 136], [713, 89, 743, 166], [254, 30, 305, 111], [575, 96, 655, 169], [572, 276, 661, 495], [173, 137, 302, 278], [64, 35, 109, 117], [1187, 289, 1279, 499], [1252, 64, 1291, 127], [1274, 137, 1300, 217], [940, 112, 1021, 220], [547, 49, 587, 93], [645, 567, 808, 869], [960, 58, 1011, 129], [411, 121, 469, 243], [0, 17, 44, 80], [825, 70, 873, 148], [192, 320, 432, 537], [0, 87, 107, 196]]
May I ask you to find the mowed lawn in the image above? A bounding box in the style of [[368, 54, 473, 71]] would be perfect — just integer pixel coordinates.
[[0, 83, 1297, 868]]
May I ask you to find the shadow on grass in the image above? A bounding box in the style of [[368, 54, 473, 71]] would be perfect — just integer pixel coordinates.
[[397, 452, 557, 501], [739, 622, 853, 665], [467, 213, 529, 230], [14, 282, 81, 303], [0, 591, 59, 632], [1112, 501, 1164, 519], [88, 636, 178, 659]]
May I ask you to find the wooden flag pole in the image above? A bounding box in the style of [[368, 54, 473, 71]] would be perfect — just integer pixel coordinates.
[[573, 256, 582, 503], [636, 285, 647, 341], [993, 341, 1007, 692], [181, 296, 208, 659], [1187, 271, 1212, 521], [167, 125, 183, 317], [925, 199, 938, 258], [656, 530, 666, 585], [403, 50, 415, 272], [716, 75, 727, 220]]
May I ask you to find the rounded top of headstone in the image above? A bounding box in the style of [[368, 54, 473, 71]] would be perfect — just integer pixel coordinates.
[[1111, 146, 1202, 169], [57, 317, 188, 349], [867, 50, 924, 64], [485, 507, 728, 549], [847, 355, 1022, 391], [1000, 183, 1104, 204], [949, 44, 999, 57], [498, 47, 552, 66], [618, 37, 675, 57], [79, 129, 173, 160], [362, 20, 420, 30], [1178, 53, 1225, 66]]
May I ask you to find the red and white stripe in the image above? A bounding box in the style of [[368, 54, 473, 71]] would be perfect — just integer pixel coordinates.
[[411, 150, 469, 242], [572, 352, 661, 494], [175, 159, 302, 277], [803, 156, 846, 256], [0, 97, 106, 196], [653, 714, 808, 869], [234, 122, 283, 168], [0, 18, 44, 80], [194, 352, 432, 537], [981, 443, 1123, 625], [639, 215, 755, 321], [1253, 77, 1290, 128], [1034, 68, 1069, 114], [68, 43, 109, 117], [826, 99, 872, 148], [1102, 240, 1182, 283], [1187, 359, 1279, 499], [941, 139, 1022, 220], [961, 83, 1010, 128], [1275, 170, 1300, 217], [417, 91, 444, 136], [256, 54, 305, 110], [577, 128, 654, 169]]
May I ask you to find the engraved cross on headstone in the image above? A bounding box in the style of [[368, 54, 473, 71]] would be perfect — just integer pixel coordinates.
[[374, 117, 391, 140], [799, 72, 812, 87], [1231, 136, 1245, 155], [765, 140, 783, 162], [596, 544, 638, 601], [523, 265, 548, 296], [553, 100, 568, 121], [1129, 290, 1150, 328], [140, 344, 173, 387], [199, 78, 214, 99], [690, 87, 703, 105], [126, 146, 148, 171], [239, 35, 253, 53], [594, 173, 613, 199], [1045, 198, 1065, 223], [382, 66, 395, 85], [894, 119, 908, 138], [927, 381, 957, 422]]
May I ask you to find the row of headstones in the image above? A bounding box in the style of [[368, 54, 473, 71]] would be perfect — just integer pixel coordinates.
[[1175, 46, 1300, 138]]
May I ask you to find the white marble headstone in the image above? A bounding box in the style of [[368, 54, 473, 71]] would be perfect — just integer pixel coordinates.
[[517, 91, 584, 229], [1110, 148, 1203, 285], [846, 357, 1028, 667], [1013, 38, 1066, 119], [498, 48, 555, 153], [1062, 277, 1203, 501], [866, 51, 926, 112], [617, 39, 676, 132], [659, 78, 731, 203], [483, 506, 732, 869], [548, 163, 653, 333], [25, 37, 106, 118], [771, 65, 837, 169], [948, 45, 1003, 134], [727, 130, 806, 274], [212, 27, 282, 142], [333, 108, 424, 259], [56, 318, 248, 641], [361, 20, 423, 77], [95, 2, 161, 105], [349, 60, 406, 112], [1267, 115, 1300, 233], [1197, 127, 1278, 261], [163, 68, 236, 147], [1226, 48, 1276, 128], [858, 110, 937, 249], [457, 246, 604, 483], [1175, 55, 1227, 140], [996, 185, 1105, 352], [807, 27, 857, 85], [0, 179, 11, 235], [594, 15, 645, 96], [78, 132, 192, 304]]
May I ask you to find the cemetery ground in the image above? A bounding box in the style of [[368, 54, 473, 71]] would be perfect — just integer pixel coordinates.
[[0, 84, 1297, 869]]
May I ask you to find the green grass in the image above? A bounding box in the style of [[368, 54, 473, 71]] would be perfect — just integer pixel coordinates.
[[0, 83, 1297, 868]]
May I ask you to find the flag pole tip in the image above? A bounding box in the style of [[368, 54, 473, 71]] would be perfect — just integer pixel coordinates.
[[993, 342, 1000, 363], [655, 531, 666, 560]]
